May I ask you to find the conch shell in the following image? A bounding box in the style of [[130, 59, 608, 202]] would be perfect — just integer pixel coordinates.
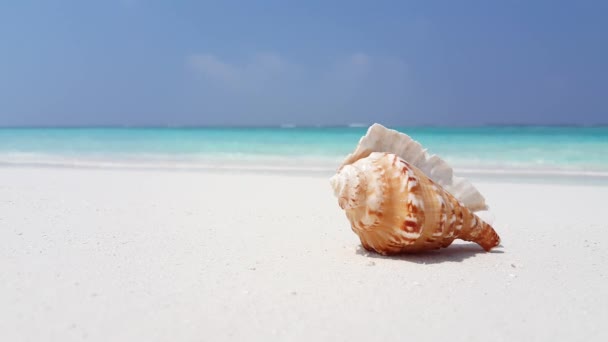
[[330, 124, 500, 255]]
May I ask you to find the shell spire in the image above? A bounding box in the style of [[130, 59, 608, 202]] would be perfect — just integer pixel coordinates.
[[331, 125, 500, 254]]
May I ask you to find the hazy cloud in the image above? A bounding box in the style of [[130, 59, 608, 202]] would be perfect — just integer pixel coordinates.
[[350, 52, 371, 67], [188, 54, 241, 86], [186, 52, 410, 125], [187, 52, 295, 91]]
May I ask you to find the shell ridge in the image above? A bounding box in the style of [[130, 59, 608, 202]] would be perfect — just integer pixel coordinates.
[[338, 123, 488, 212]]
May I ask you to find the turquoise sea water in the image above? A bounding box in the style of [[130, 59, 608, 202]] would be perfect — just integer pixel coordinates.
[[0, 126, 607, 174]]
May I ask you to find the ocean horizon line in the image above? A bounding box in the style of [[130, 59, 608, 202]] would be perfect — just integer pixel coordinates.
[[2, 123, 608, 129]]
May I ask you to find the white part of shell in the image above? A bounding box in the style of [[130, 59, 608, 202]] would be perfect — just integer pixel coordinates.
[[338, 123, 488, 212]]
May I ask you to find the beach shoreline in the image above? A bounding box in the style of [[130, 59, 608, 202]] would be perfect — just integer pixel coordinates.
[[2, 159, 608, 186], [1, 166, 607, 341]]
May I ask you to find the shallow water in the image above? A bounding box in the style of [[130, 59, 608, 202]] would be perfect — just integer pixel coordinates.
[[1, 126, 607, 174]]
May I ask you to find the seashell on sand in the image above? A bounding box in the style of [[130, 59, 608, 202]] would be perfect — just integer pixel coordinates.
[[330, 124, 500, 255]]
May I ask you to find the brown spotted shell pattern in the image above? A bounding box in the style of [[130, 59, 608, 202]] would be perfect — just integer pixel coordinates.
[[330, 152, 500, 255]]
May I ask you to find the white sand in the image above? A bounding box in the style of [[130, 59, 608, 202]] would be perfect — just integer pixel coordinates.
[[1, 167, 607, 341]]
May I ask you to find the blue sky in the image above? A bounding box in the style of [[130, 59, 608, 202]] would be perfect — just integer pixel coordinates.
[[0, 0, 606, 126]]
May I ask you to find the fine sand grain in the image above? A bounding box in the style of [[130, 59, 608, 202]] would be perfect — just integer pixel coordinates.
[[1, 167, 607, 341]]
